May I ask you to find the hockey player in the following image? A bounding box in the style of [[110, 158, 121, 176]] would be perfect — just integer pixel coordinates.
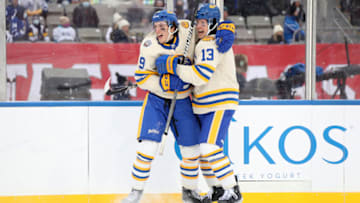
[[122, 10, 202, 203], [155, 4, 243, 203], [121, 8, 236, 203]]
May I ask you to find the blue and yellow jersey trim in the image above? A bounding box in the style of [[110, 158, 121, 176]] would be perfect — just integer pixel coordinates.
[[159, 35, 179, 50], [135, 70, 158, 85], [218, 22, 236, 33], [194, 88, 239, 100], [192, 98, 239, 108], [192, 88, 240, 108], [192, 63, 215, 82]]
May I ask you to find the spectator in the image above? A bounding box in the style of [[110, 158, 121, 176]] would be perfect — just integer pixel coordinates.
[[57, 0, 71, 5], [6, 0, 28, 41], [239, 0, 278, 17], [6, 22, 14, 43], [268, 24, 285, 44], [28, 16, 50, 42], [350, 0, 360, 26], [6, 0, 27, 25], [289, 0, 306, 23], [340, 0, 351, 12], [105, 12, 123, 43], [235, 54, 248, 93], [21, 0, 48, 20], [223, 6, 229, 20], [143, 0, 154, 6], [225, 0, 241, 16], [127, 0, 148, 28], [111, 19, 134, 43], [284, 1, 305, 44], [148, 0, 165, 22], [175, 0, 186, 18], [72, 0, 99, 28], [52, 16, 76, 42]]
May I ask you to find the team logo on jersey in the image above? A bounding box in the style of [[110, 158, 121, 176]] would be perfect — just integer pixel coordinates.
[[181, 22, 189, 28], [144, 40, 152, 47]]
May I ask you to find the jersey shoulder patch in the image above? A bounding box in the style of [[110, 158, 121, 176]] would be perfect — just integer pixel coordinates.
[[141, 34, 156, 48], [181, 21, 189, 28]]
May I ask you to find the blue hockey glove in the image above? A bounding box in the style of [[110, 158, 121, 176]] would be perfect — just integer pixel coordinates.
[[156, 55, 180, 75], [159, 74, 189, 92], [216, 21, 235, 53]]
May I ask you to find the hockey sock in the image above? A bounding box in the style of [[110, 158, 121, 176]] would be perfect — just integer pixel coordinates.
[[200, 143, 236, 189], [180, 145, 200, 190], [131, 140, 158, 190], [200, 158, 220, 187]]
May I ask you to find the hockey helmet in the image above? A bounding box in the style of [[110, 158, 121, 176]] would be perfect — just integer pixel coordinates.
[[152, 10, 179, 27], [196, 3, 220, 27]]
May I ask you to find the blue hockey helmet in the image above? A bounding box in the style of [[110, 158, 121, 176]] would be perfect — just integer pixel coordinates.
[[152, 10, 179, 27], [196, 3, 220, 27]]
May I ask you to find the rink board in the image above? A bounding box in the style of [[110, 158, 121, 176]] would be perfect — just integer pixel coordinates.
[[0, 100, 360, 203]]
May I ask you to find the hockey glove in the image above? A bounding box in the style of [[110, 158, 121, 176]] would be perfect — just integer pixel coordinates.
[[177, 55, 192, 65], [160, 74, 189, 92], [156, 55, 180, 75], [216, 21, 235, 53]]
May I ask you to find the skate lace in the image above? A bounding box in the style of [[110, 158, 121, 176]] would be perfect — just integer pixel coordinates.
[[218, 189, 238, 201]]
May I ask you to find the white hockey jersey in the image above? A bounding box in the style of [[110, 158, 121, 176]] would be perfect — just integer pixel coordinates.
[[177, 35, 239, 114], [134, 20, 196, 100]]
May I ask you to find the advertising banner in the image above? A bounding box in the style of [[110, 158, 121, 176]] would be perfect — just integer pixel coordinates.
[[6, 43, 360, 101]]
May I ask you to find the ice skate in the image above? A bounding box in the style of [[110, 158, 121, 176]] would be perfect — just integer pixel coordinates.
[[121, 189, 143, 203], [217, 185, 243, 203], [182, 187, 204, 203]]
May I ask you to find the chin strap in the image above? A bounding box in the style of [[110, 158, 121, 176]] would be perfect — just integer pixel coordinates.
[[166, 25, 178, 43], [207, 22, 218, 36]]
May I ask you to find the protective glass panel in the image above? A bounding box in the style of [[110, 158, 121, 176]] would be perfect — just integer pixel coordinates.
[[315, 0, 360, 100]]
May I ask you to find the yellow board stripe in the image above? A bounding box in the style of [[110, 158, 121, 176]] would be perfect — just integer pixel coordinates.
[[1, 192, 360, 203], [137, 93, 149, 139], [207, 110, 224, 144]]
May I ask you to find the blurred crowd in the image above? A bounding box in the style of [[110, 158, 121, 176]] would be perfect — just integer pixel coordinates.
[[4, 0, 360, 44]]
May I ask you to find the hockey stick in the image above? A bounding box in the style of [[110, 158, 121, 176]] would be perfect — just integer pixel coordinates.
[[104, 77, 137, 96], [158, 0, 201, 155]]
